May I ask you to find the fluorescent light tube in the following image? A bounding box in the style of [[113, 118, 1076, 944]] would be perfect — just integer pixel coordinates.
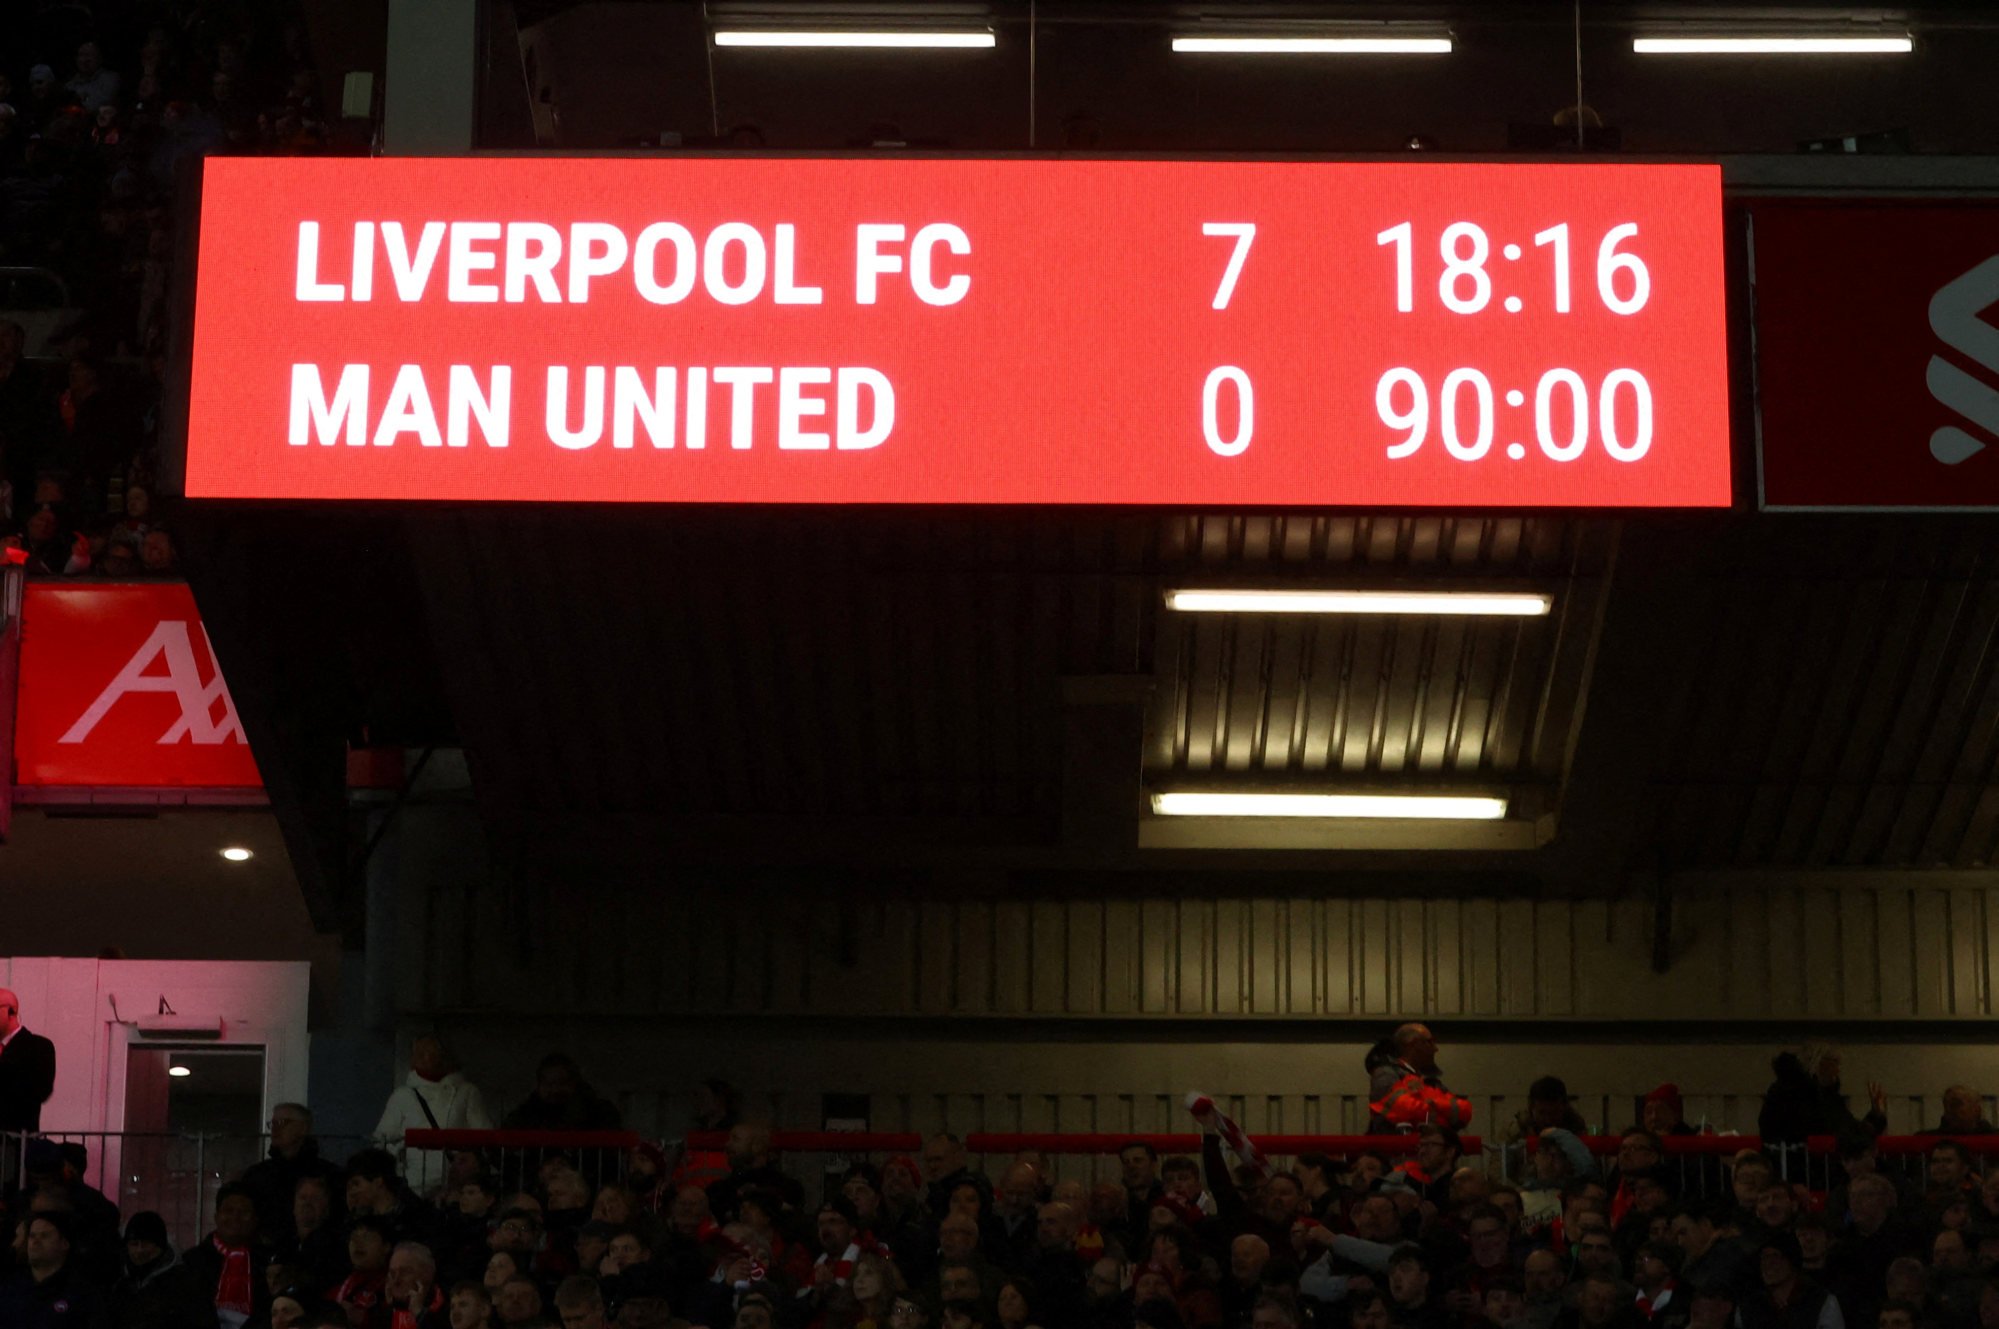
[[1164, 589, 1552, 617], [1151, 792, 1509, 820], [1632, 35, 1911, 54], [715, 30, 996, 49], [1173, 35, 1452, 54]]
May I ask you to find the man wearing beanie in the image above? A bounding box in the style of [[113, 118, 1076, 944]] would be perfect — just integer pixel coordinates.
[[1642, 1087, 1699, 1137], [1745, 1232, 1843, 1329], [110, 1211, 212, 1329]]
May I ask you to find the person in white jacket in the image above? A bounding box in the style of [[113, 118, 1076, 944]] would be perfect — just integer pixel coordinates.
[[372, 1035, 493, 1198]]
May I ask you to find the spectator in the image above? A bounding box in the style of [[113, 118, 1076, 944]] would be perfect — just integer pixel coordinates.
[[1643, 1087, 1700, 1138], [241, 1103, 343, 1246], [1556, 1271, 1638, 1329], [276, 1174, 347, 1295], [386, 1243, 446, 1327], [1672, 1202, 1746, 1299], [446, 1281, 492, 1329], [1522, 1249, 1570, 1329], [181, 1183, 269, 1329], [1743, 1232, 1842, 1329], [1388, 1244, 1451, 1329], [852, 1248, 906, 1324], [67, 43, 121, 113], [1223, 1234, 1273, 1323], [1370, 1024, 1474, 1134], [107, 1210, 208, 1329], [345, 1148, 437, 1246], [1632, 1240, 1686, 1329], [1, 1212, 108, 1328], [1759, 1044, 1886, 1146], [1830, 1175, 1920, 1329], [1928, 1140, 1978, 1208], [502, 1052, 622, 1132], [990, 1163, 1044, 1270], [1503, 1078, 1590, 1157], [1927, 1086, 1996, 1136], [1390, 1125, 1463, 1209], [924, 1134, 992, 1220], [707, 1125, 804, 1223], [1123, 1142, 1166, 1222], [373, 1036, 495, 1199], [494, 1276, 543, 1328], [0, 986, 58, 1131]]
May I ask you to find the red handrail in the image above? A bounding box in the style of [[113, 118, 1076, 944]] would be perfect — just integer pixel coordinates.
[[405, 1128, 1486, 1156], [1546, 1133, 1999, 1156], [405, 1130, 643, 1150], [683, 1131, 1484, 1155]]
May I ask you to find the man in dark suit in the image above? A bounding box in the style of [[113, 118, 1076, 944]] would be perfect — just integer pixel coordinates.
[[0, 987, 58, 1130]]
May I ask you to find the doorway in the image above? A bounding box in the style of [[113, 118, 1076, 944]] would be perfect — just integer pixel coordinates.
[[120, 1044, 266, 1247]]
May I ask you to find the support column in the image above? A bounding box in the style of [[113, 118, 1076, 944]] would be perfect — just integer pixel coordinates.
[[385, 0, 478, 154]]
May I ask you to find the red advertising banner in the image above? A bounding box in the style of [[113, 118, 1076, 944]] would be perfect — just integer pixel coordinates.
[[13, 582, 262, 792], [183, 157, 1730, 508], [1754, 200, 1999, 510]]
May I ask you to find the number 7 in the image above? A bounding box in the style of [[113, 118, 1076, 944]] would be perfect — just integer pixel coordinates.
[[1203, 222, 1256, 310]]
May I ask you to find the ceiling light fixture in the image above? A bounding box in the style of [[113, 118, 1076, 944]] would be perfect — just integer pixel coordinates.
[[714, 29, 996, 49], [1632, 35, 1912, 54], [168, 1065, 192, 1078], [1152, 792, 1509, 820], [1163, 589, 1552, 616], [1173, 34, 1452, 54], [220, 847, 254, 862]]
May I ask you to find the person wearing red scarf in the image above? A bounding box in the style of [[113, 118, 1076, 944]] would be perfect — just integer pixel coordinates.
[[181, 1183, 271, 1329], [335, 1217, 395, 1325], [386, 1241, 449, 1329]]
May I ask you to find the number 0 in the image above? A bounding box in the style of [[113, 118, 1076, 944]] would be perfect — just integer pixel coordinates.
[[1203, 366, 1254, 456]]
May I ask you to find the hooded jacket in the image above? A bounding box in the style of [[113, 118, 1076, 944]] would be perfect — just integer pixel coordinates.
[[373, 1069, 494, 1197]]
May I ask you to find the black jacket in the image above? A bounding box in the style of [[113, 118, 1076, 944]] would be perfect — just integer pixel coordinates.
[[237, 1140, 344, 1245], [0, 1263, 111, 1329], [109, 1253, 217, 1329], [0, 1028, 57, 1131], [1757, 1054, 1885, 1145]]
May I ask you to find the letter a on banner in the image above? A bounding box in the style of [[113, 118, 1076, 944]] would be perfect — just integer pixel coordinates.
[[61, 622, 248, 746]]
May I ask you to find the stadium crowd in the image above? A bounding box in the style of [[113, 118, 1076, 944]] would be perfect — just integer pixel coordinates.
[[6, 1027, 1999, 1329], [0, 0, 340, 576]]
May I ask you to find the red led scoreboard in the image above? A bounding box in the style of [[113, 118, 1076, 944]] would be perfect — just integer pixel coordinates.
[[180, 157, 1730, 507]]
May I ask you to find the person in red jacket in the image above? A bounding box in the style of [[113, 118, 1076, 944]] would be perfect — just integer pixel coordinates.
[[1370, 1024, 1474, 1134]]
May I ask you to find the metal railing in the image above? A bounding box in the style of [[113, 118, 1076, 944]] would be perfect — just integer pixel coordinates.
[[7, 1131, 370, 1252], [1503, 1132, 1999, 1199], [404, 1128, 636, 1196]]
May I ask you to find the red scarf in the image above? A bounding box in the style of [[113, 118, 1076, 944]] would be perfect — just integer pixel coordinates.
[[212, 1236, 254, 1316], [336, 1268, 387, 1312], [392, 1284, 445, 1329], [1636, 1282, 1676, 1320]]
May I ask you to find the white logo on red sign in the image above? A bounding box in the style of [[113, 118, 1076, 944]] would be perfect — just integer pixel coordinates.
[[59, 620, 248, 746], [1928, 254, 1999, 465]]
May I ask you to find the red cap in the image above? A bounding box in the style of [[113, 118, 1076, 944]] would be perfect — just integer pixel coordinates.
[[1645, 1083, 1682, 1106]]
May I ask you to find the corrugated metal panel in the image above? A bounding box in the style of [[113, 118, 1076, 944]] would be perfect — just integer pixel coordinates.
[[413, 868, 1999, 1022], [1650, 519, 1999, 868], [1147, 517, 1608, 786]]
